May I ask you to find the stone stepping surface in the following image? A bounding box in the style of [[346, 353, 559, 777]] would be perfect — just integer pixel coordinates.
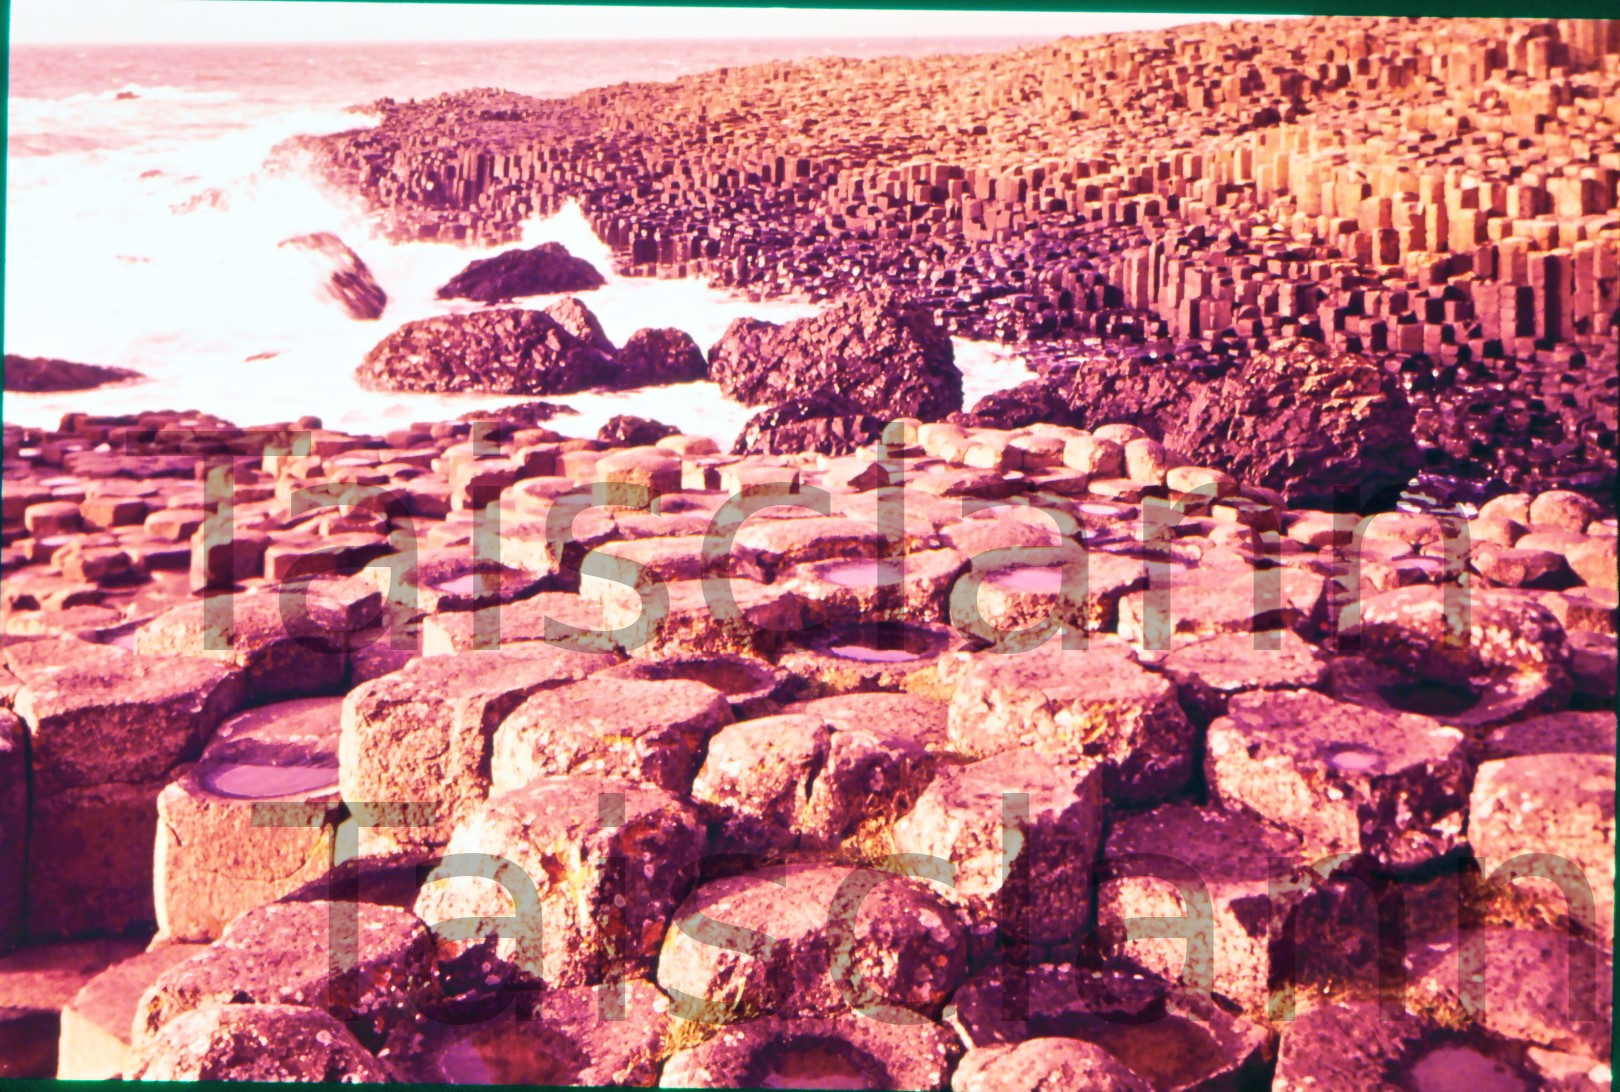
[[0, 404, 1612, 1085]]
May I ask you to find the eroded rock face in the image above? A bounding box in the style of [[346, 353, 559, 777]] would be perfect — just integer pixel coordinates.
[[2, 354, 146, 393], [279, 232, 388, 320], [710, 289, 962, 420], [436, 241, 605, 302], [356, 307, 612, 394]]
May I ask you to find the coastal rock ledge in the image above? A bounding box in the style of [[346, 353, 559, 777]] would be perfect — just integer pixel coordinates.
[[3, 354, 146, 393]]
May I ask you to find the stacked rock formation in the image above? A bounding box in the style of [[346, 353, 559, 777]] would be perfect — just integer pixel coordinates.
[[0, 401, 1613, 1086], [302, 16, 1620, 500]]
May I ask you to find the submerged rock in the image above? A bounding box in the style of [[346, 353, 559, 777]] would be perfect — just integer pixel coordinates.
[[3, 355, 145, 393], [436, 241, 605, 302], [278, 232, 387, 320]]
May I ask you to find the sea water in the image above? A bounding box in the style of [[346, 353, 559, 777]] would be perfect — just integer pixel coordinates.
[[5, 39, 1039, 443]]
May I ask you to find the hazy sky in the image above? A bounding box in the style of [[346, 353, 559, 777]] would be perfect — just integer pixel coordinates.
[[10, 1, 1247, 44]]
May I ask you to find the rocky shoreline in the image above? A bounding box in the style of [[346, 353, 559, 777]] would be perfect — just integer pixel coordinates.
[[298, 16, 1620, 502], [0, 397, 1615, 1084], [0, 15, 1616, 1089]]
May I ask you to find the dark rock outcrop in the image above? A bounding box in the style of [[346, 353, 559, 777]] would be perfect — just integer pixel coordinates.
[[436, 242, 604, 302], [1163, 340, 1420, 507], [1026, 340, 1419, 506], [278, 233, 387, 320], [951, 379, 1079, 431], [3, 355, 146, 393], [356, 309, 611, 395], [612, 328, 707, 387], [599, 415, 679, 447], [708, 289, 961, 421], [732, 394, 884, 457]]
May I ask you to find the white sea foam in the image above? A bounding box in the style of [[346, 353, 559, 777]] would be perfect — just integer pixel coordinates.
[[4, 48, 1033, 447]]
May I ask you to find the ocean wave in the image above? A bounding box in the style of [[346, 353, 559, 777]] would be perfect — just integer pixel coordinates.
[[7, 131, 109, 156]]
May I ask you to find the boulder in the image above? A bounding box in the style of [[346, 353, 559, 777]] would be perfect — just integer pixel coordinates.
[[598, 414, 680, 447], [1046, 340, 1420, 508], [542, 295, 615, 351], [278, 232, 387, 320], [733, 393, 886, 457], [356, 307, 612, 395], [2, 354, 145, 393], [612, 327, 707, 386], [709, 288, 962, 420], [436, 241, 604, 301]]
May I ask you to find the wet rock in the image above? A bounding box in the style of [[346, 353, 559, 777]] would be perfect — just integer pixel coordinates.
[[131, 899, 435, 1050], [490, 674, 733, 794], [612, 327, 708, 386], [542, 295, 615, 351], [710, 289, 962, 420], [436, 240, 604, 301], [658, 1010, 961, 1090], [891, 747, 1104, 950], [945, 637, 1195, 803], [951, 1037, 1153, 1092], [2, 354, 145, 393], [125, 1003, 388, 1081], [340, 646, 616, 851], [1205, 689, 1470, 871], [154, 697, 345, 943], [732, 393, 886, 457], [279, 232, 388, 320], [657, 861, 967, 1024], [414, 774, 705, 986], [357, 307, 613, 395]]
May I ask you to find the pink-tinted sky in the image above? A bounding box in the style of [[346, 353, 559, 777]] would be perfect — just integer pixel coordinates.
[[11, 1, 1246, 44]]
